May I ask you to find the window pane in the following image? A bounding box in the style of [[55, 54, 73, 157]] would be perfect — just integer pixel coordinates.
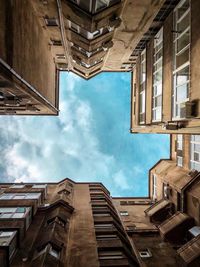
[[0, 208, 17, 213], [0, 232, 14, 237], [176, 83, 188, 103], [176, 66, 189, 85], [0, 194, 13, 200], [12, 213, 24, 218], [177, 0, 189, 19], [13, 195, 26, 199], [177, 11, 189, 32], [1, 213, 12, 218]]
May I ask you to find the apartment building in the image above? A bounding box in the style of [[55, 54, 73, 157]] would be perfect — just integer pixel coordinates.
[[0, 179, 139, 267], [131, 0, 200, 134], [0, 0, 172, 115], [1, 170, 200, 267]]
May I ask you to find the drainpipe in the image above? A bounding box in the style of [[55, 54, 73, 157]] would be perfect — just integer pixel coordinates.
[[0, 58, 58, 113]]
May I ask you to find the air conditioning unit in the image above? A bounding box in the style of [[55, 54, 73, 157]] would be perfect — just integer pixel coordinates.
[[162, 122, 178, 130], [109, 17, 122, 28], [102, 40, 113, 49], [180, 101, 195, 118]]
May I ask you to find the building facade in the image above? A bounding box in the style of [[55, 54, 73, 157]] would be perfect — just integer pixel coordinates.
[[131, 0, 200, 134], [0, 0, 173, 115], [0, 159, 200, 267], [0, 179, 139, 267]]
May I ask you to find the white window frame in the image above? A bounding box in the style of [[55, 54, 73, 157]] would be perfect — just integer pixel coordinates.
[[152, 28, 163, 122], [177, 134, 183, 167], [139, 48, 146, 124], [0, 192, 41, 201], [172, 0, 190, 119], [120, 211, 129, 216], [152, 174, 157, 200], [0, 207, 31, 220], [10, 184, 25, 189], [190, 135, 200, 171]]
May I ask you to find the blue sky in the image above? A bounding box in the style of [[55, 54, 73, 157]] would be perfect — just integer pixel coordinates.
[[0, 72, 169, 196]]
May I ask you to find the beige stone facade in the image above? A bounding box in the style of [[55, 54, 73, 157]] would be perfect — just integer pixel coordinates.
[[0, 0, 173, 115], [131, 0, 200, 134]]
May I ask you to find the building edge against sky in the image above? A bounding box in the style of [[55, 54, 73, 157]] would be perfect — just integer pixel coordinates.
[[0, 0, 173, 115], [0, 0, 200, 266], [131, 0, 200, 134]]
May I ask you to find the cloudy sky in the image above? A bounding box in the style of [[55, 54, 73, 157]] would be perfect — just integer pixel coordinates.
[[0, 72, 169, 196]]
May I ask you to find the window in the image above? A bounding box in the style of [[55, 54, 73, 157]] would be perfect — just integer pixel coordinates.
[[10, 184, 24, 188], [190, 135, 200, 171], [0, 231, 17, 259], [79, 59, 103, 69], [139, 249, 152, 258], [44, 18, 59, 27], [0, 231, 14, 238], [0, 207, 30, 219], [172, 0, 190, 119], [71, 0, 119, 14], [139, 49, 146, 124], [49, 246, 60, 259], [120, 211, 129, 216], [152, 174, 157, 200], [152, 28, 163, 122], [177, 134, 183, 167], [98, 250, 124, 260], [32, 184, 47, 189], [0, 193, 41, 200], [68, 20, 105, 40], [95, 0, 110, 11]]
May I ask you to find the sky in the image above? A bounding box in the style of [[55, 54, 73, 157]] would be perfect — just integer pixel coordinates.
[[0, 72, 170, 196]]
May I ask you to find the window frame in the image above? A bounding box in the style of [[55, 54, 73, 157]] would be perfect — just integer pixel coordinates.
[[139, 48, 146, 124], [172, 0, 191, 120], [190, 135, 200, 171], [152, 27, 163, 122]]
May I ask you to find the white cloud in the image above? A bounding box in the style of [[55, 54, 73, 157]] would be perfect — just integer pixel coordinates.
[[113, 170, 129, 190], [0, 73, 120, 186]]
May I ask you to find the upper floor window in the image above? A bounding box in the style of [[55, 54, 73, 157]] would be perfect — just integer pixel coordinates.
[[70, 0, 120, 14], [0, 231, 17, 259], [120, 211, 129, 216], [152, 28, 163, 122], [0, 207, 31, 219], [10, 184, 24, 189], [139, 49, 146, 124], [152, 174, 157, 200], [177, 134, 183, 167], [0, 192, 41, 200], [190, 135, 200, 171], [68, 21, 107, 40], [172, 0, 190, 119]]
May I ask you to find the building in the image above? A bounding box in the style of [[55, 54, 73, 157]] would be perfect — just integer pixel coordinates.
[[0, 179, 139, 267], [1, 143, 200, 267], [0, 0, 61, 115], [0, 0, 176, 115], [131, 0, 200, 134]]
